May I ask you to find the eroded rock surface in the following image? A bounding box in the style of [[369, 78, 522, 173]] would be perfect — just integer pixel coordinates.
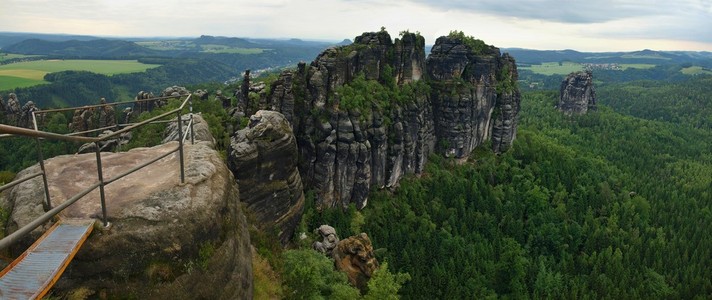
[[332, 232, 379, 291], [162, 113, 215, 146], [264, 30, 520, 209], [559, 71, 596, 115], [312, 224, 339, 255], [227, 110, 305, 245], [427, 36, 521, 156], [0, 140, 253, 299]]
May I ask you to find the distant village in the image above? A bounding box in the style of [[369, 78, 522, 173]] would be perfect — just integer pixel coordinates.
[[582, 63, 623, 71]]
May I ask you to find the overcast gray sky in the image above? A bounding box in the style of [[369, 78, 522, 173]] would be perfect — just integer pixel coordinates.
[[1, 0, 711, 51]]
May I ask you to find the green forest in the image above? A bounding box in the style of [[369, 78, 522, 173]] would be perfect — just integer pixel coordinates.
[[304, 86, 711, 298], [2, 55, 711, 298]]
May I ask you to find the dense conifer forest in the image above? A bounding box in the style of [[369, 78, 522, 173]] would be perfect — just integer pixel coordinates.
[[304, 85, 712, 298]]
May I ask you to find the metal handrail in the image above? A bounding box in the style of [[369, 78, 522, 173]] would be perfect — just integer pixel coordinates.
[[0, 171, 44, 193], [0, 94, 194, 250]]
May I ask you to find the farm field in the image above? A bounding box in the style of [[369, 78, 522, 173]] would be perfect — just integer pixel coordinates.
[[0, 53, 38, 62], [520, 62, 583, 75], [0, 59, 160, 90], [681, 65, 712, 75], [522, 62, 657, 75]]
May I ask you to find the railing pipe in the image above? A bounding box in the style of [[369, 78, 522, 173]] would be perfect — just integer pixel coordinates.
[[0, 172, 44, 193], [189, 97, 194, 145], [0, 124, 97, 142], [103, 146, 179, 185], [35, 138, 52, 209], [34, 95, 181, 114], [177, 111, 185, 184], [99, 95, 191, 141], [0, 181, 102, 250], [181, 118, 193, 145], [94, 143, 108, 226]]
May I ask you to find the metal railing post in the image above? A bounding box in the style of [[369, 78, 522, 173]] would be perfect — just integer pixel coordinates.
[[189, 97, 194, 145], [32, 111, 52, 210], [35, 138, 52, 210], [94, 143, 109, 226], [176, 111, 185, 184]]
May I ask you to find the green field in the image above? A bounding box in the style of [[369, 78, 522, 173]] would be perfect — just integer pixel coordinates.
[[0, 53, 37, 62], [0, 59, 160, 90], [520, 62, 583, 75], [200, 44, 265, 54], [0, 75, 46, 90], [681, 66, 712, 75], [620, 63, 656, 70], [136, 40, 266, 54]]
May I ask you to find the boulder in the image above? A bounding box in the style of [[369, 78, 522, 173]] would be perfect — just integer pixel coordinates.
[[227, 110, 305, 245], [0, 139, 253, 299], [559, 71, 597, 115], [312, 224, 339, 255], [332, 233, 379, 291]]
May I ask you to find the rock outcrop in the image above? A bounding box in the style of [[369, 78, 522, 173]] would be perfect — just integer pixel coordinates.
[[312, 224, 339, 255], [0, 136, 253, 298], [558, 71, 596, 115], [332, 232, 379, 291], [162, 113, 215, 146], [264, 30, 520, 209], [427, 36, 520, 156], [227, 110, 305, 245]]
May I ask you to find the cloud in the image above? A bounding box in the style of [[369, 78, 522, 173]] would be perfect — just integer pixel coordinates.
[[408, 0, 699, 23], [0, 0, 711, 51]]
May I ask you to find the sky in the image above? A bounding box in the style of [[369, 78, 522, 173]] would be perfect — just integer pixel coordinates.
[[1, 0, 711, 52]]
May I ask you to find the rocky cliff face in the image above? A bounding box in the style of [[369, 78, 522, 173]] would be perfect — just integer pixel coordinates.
[[265, 30, 520, 209], [559, 71, 596, 115], [427, 36, 520, 156], [227, 110, 305, 245], [0, 140, 253, 299]]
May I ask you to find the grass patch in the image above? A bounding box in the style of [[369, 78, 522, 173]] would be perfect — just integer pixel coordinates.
[[681, 66, 712, 75], [252, 248, 284, 299], [0, 53, 37, 61], [520, 62, 583, 75], [0, 75, 47, 90], [0, 59, 160, 90], [200, 44, 265, 54], [0, 59, 160, 75], [620, 63, 657, 70]]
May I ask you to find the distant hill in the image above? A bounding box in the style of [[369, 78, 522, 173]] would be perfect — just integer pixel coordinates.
[[0, 32, 100, 48], [504, 48, 712, 67], [3, 39, 160, 58]]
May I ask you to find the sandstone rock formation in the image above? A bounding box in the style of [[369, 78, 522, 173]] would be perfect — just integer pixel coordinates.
[[133, 91, 157, 115], [19, 100, 39, 129], [558, 71, 596, 115], [96, 98, 116, 129], [227, 110, 305, 245], [0, 136, 253, 298], [4, 93, 22, 126], [312, 224, 339, 255], [264, 30, 520, 209], [162, 113, 215, 146], [76, 130, 132, 154], [332, 232, 379, 291], [427, 36, 521, 155], [161, 85, 191, 98]]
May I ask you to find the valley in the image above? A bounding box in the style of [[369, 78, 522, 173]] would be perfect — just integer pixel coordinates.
[[0, 28, 711, 299]]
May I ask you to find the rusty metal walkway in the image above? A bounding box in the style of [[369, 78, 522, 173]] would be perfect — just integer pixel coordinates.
[[0, 219, 95, 300]]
